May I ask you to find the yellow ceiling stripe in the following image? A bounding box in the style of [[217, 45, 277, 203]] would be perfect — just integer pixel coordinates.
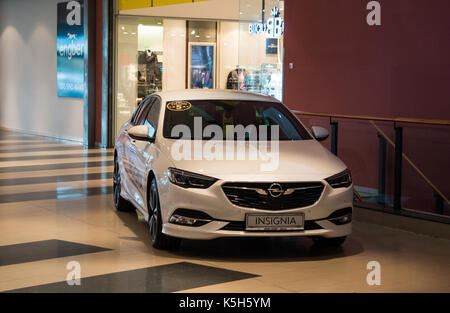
[[119, 0, 209, 11]]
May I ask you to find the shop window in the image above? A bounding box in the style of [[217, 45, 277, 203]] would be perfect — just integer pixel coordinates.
[[113, 1, 285, 141], [238, 0, 284, 101], [115, 17, 164, 137]]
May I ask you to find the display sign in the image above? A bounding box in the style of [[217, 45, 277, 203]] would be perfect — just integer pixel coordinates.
[[189, 45, 215, 89], [118, 0, 208, 11], [57, 0, 84, 98], [249, 7, 284, 38], [266, 38, 279, 55]]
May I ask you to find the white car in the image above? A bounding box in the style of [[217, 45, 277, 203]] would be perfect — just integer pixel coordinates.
[[114, 90, 353, 250]]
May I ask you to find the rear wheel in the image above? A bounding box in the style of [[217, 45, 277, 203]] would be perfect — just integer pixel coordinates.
[[113, 159, 134, 212], [148, 177, 181, 250], [312, 236, 347, 247]]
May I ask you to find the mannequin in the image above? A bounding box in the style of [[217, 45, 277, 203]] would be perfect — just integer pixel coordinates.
[[145, 49, 160, 86], [226, 66, 246, 90]]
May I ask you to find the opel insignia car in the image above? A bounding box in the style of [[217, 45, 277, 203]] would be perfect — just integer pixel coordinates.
[[114, 90, 353, 250]]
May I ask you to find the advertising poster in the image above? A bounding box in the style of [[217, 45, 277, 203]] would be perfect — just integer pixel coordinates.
[[190, 45, 214, 89], [57, 0, 84, 98]]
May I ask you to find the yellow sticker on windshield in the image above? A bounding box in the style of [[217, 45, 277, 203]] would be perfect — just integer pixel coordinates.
[[167, 101, 192, 112]]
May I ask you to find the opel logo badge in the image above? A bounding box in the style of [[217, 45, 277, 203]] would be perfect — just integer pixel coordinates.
[[267, 183, 284, 198]]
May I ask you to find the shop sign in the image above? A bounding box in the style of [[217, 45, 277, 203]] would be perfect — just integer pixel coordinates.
[[266, 38, 278, 55], [57, 0, 84, 98], [119, 0, 208, 11], [249, 7, 284, 37]]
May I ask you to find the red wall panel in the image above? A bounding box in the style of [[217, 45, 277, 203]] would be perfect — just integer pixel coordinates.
[[283, 0, 450, 213], [284, 0, 450, 119]]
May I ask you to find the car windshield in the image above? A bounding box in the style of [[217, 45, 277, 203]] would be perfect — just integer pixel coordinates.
[[163, 100, 312, 141]]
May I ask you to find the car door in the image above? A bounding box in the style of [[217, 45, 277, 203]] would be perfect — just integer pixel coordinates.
[[131, 96, 162, 212], [121, 97, 156, 209]]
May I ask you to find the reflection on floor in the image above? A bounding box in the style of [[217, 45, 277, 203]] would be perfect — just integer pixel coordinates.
[[0, 129, 449, 292]]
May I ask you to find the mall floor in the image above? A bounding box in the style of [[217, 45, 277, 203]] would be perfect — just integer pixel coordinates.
[[0, 129, 449, 293]]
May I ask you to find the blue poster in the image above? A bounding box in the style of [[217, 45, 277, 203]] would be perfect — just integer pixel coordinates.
[[190, 45, 214, 89], [57, 0, 84, 98]]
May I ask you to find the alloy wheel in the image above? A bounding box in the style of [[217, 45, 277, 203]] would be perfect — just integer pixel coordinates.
[[148, 181, 159, 244], [113, 161, 121, 208]]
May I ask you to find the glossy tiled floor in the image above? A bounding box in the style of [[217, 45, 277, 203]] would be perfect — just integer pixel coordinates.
[[0, 129, 449, 292]]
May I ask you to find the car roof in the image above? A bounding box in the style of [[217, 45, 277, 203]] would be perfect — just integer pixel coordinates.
[[153, 89, 281, 103]]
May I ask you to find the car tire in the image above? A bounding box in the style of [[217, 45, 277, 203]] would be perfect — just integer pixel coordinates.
[[312, 236, 347, 247], [113, 159, 135, 212], [148, 177, 181, 250]]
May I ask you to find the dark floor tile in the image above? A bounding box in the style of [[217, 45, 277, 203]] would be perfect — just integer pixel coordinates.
[[0, 161, 114, 173], [0, 186, 113, 203], [0, 240, 111, 267], [0, 146, 83, 153], [0, 141, 60, 147], [0, 152, 113, 162], [0, 172, 113, 186], [7, 262, 258, 293]]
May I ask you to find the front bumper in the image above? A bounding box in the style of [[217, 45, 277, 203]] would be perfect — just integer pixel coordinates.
[[164, 219, 352, 240], [158, 179, 353, 240]]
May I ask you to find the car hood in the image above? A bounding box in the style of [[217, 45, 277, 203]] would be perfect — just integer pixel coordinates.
[[158, 139, 347, 181]]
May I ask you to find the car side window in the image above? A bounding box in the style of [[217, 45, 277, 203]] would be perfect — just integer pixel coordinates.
[[130, 100, 146, 125], [142, 97, 161, 138], [134, 97, 155, 126]]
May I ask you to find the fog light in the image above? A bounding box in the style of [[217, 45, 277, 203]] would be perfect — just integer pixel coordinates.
[[170, 214, 197, 226], [329, 213, 352, 225], [169, 214, 211, 227]]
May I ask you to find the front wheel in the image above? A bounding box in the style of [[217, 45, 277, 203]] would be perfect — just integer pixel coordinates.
[[113, 159, 134, 212], [312, 236, 347, 247], [148, 177, 181, 250]]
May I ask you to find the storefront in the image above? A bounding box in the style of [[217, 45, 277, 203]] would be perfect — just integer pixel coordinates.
[[113, 0, 285, 138]]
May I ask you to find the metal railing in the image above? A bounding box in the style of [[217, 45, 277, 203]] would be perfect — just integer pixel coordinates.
[[293, 110, 450, 223]]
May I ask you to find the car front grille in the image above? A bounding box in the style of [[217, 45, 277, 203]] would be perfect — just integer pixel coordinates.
[[221, 182, 325, 210]]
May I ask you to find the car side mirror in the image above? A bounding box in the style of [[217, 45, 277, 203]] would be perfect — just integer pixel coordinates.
[[128, 125, 155, 143], [311, 126, 329, 142]]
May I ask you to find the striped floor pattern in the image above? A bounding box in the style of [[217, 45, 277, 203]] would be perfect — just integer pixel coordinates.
[[0, 130, 113, 203], [0, 130, 258, 293]]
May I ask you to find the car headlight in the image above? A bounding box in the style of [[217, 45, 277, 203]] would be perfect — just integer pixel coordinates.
[[325, 169, 352, 188], [168, 167, 218, 189]]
